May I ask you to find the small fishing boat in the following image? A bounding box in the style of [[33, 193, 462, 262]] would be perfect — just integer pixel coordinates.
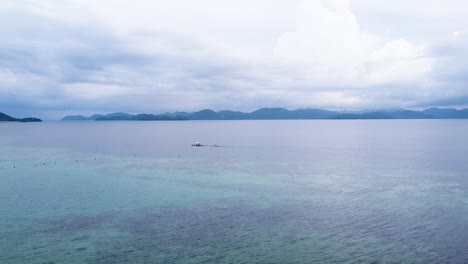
[[192, 142, 203, 147]]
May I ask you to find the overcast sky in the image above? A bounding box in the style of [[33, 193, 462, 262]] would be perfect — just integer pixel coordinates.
[[1, 0, 468, 119]]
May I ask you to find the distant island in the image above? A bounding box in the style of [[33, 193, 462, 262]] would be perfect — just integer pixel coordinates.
[[62, 112, 189, 121], [62, 107, 468, 121], [0, 112, 42, 122]]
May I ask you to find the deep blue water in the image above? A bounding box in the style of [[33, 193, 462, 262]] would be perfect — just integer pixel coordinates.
[[1, 120, 468, 263]]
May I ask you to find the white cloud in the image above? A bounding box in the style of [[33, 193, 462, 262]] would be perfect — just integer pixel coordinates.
[[273, 0, 432, 87], [1, 0, 468, 118], [63, 83, 139, 100]]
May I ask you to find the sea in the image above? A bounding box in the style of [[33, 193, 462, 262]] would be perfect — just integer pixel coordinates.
[[1, 120, 468, 263]]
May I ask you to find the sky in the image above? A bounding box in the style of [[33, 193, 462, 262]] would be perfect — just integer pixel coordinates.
[[1, 0, 468, 119]]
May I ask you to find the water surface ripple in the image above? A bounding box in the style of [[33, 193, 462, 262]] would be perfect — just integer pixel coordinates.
[[1, 120, 468, 263]]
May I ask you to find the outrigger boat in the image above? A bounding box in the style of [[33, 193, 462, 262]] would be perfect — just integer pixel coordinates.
[[192, 142, 203, 147]]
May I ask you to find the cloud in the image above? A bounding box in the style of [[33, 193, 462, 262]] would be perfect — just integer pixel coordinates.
[[1, 0, 468, 119], [274, 0, 432, 87]]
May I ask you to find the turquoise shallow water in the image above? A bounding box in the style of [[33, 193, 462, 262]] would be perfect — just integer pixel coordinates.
[[1, 120, 468, 263]]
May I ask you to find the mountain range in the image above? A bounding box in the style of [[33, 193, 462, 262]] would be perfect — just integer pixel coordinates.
[[0, 112, 42, 122], [61, 107, 468, 121]]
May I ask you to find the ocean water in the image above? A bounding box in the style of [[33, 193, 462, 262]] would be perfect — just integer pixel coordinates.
[[1, 120, 468, 263]]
